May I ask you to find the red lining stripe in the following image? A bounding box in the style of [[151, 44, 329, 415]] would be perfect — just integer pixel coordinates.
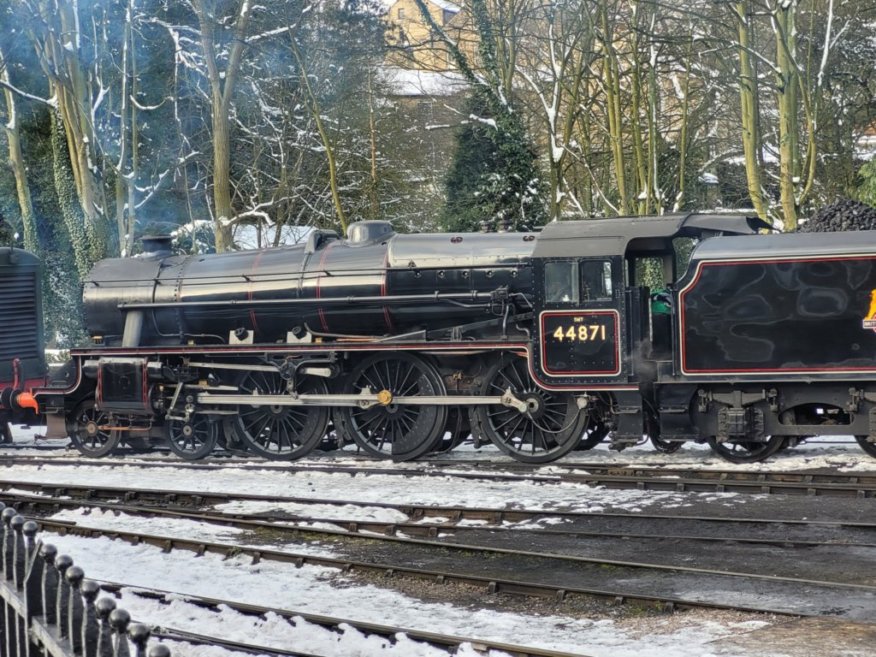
[[248, 251, 265, 335], [381, 252, 394, 331], [678, 255, 876, 375], [315, 243, 336, 332], [538, 310, 622, 377]]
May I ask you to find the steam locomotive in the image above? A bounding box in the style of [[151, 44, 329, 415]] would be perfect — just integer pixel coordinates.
[[4, 213, 876, 464]]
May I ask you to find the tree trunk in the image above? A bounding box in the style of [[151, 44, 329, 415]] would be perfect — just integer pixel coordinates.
[[600, 6, 628, 215], [735, 1, 769, 222], [775, 2, 799, 230], [0, 50, 38, 253], [192, 0, 253, 252]]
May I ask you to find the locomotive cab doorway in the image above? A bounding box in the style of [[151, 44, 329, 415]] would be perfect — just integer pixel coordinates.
[[531, 256, 625, 386]]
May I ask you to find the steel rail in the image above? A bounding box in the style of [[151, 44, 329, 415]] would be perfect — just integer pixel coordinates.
[[35, 505, 876, 591], [3, 453, 876, 498], [21, 486, 876, 596], [33, 516, 809, 618], [6, 491, 876, 552], [100, 583, 594, 657], [3, 480, 876, 532]]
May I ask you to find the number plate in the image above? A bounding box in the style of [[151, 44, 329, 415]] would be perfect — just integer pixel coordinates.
[[539, 311, 621, 376]]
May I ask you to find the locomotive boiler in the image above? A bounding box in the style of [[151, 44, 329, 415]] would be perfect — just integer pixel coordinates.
[[83, 222, 535, 347], [13, 212, 876, 465]]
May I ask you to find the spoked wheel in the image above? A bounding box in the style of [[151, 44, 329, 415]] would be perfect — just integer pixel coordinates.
[[69, 400, 122, 457], [576, 420, 609, 451], [706, 435, 785, 463], [854, 435, 876, 458], [469, 356, 586, 464], [650, 434, 683, 454], [334, 353, 447, 461], [166, 415, 218, 460], [235, 372, 329, 460]]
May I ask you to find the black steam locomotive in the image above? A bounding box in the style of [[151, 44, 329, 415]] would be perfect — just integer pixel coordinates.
[[5, 214, 876, 464]]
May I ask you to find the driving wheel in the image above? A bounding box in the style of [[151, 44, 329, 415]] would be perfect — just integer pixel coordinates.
[[334, 353, 447, 461], [469, 356, 585, 463], [235, 372, 329, 460]]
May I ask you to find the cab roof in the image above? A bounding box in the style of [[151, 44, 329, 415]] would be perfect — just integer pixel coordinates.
[[532, 213, 771, 258]]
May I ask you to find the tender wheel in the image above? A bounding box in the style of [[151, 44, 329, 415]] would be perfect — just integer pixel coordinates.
[[334, 353, 447, 461], [576, 421, 609, 451], [650, 434, 683, 454], [469, 356, 586, 464], [235, 373, 329, 460], [166, 415, 218, 460], [706, 435, 785, 463], [69, 400, 122, 457], [854, 435, 876, 458]]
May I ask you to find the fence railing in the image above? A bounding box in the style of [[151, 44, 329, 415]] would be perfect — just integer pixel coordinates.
[[0, 503, 170, 657]]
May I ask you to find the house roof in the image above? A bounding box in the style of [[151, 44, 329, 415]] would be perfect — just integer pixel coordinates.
[[377, 65, 468, 97], [380, 0, 461, 13]]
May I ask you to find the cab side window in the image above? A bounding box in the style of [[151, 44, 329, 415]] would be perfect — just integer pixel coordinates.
[[581, 260, 613, 301], [545, 261, 579, 304]]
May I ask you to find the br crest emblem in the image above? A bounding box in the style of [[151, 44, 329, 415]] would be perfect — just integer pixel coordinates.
[[864, 290, 876, 331]]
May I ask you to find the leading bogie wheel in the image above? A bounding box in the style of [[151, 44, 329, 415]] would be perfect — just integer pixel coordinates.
[[69, 400, 122, 457], [166, 414, 218, 460], [469, 356, 586, 464], [706, 435, 785, 463], [235, 372, 329, 460], [334, 353, 447, 461]]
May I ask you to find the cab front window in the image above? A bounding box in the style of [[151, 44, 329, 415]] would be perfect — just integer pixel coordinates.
[[545, 261, 579, 304]]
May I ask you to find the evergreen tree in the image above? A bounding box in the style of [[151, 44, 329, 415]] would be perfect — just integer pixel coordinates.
[[415, 0, 547, 233], [442, 90, 545, 232]]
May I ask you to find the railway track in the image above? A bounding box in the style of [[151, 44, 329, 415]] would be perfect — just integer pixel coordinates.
[[4, 452, 876, 499], [7, 483, 876, 620], [100, 582, 586, 657], [4, 482, 876, 546]]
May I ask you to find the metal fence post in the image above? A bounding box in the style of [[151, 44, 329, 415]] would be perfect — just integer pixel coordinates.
[[3, 510, 17, 657], [22, 523, 40, 620], [66, 566, 85, 654], [12, 515, 26, 589], [40, 544, 58, 625], [3, 507, 17, 579], [96, 597, 116, 657], [80, 581, 100, 657], [128, 625, 150, 657], [110, 609, 131, 657], [55, 555, 73, 641]]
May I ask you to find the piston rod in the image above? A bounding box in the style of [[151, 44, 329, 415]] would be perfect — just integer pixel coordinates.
[[197, 390, 530, 412]]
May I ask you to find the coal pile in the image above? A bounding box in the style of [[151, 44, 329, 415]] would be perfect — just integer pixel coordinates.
[[799, 199, 876, 232]]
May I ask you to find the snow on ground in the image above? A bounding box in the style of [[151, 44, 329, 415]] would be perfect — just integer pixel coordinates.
[[213, 500, 410, 523], [5, 426, 875, 656], [41, 530, 774, 657], [4, 460, 747, 514]]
